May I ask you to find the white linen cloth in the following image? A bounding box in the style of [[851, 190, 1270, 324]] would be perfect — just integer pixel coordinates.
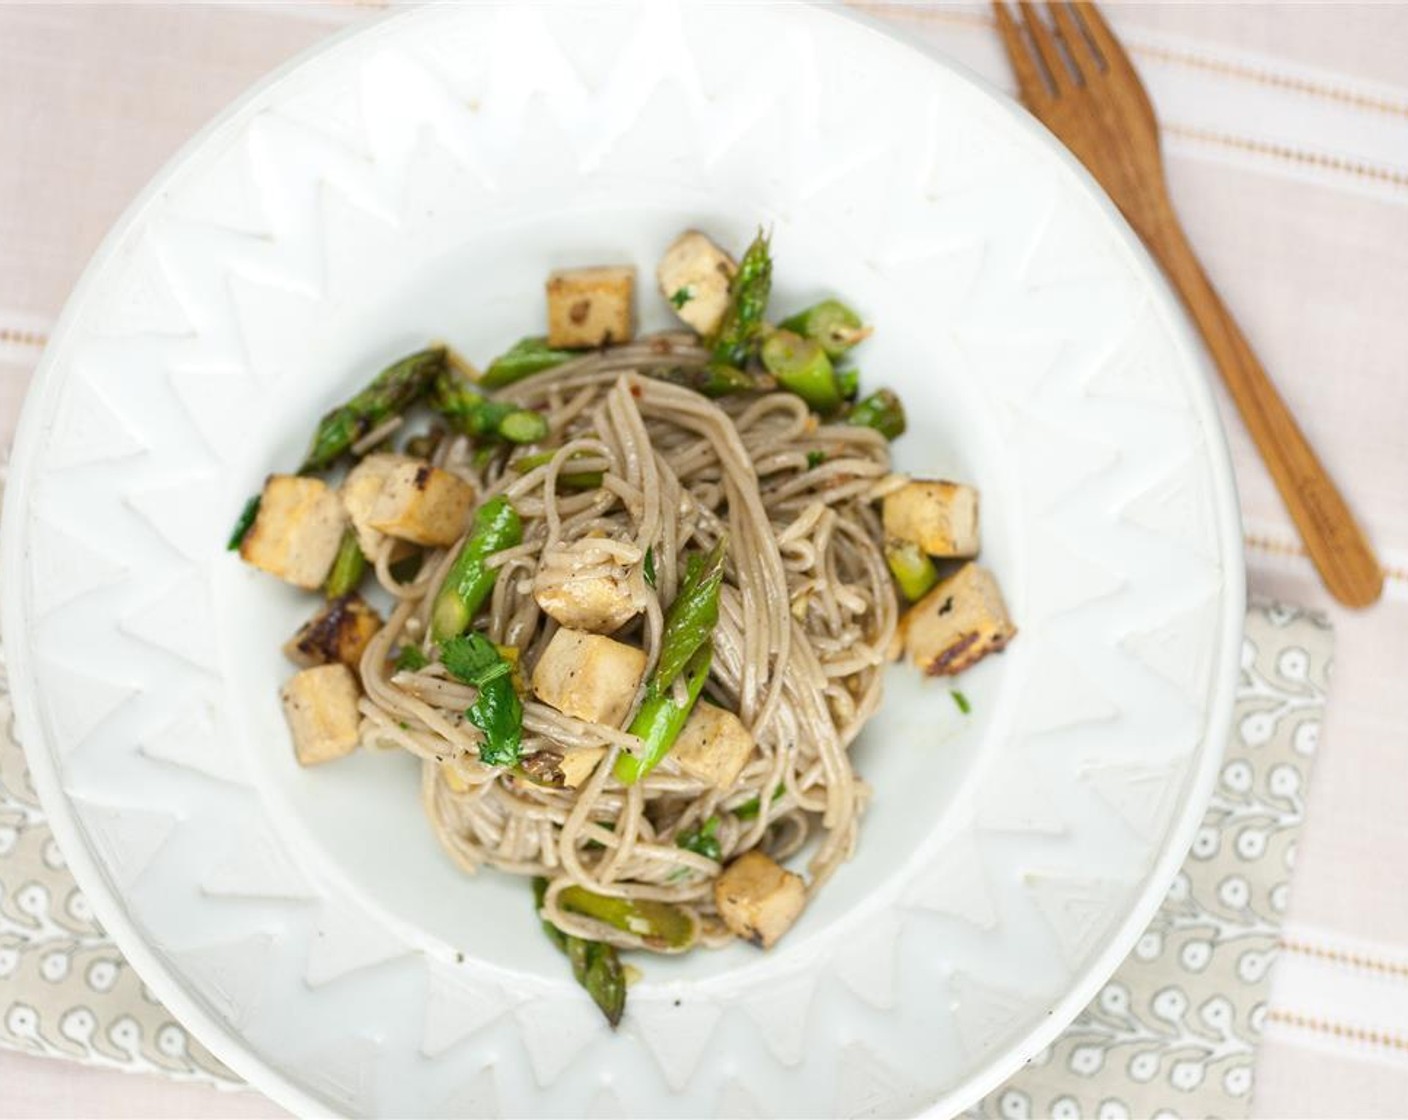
[[1, 4, 1405, 1117]]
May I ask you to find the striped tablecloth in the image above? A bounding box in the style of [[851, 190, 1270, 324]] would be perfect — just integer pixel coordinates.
[[1, 4, 1405, 1117]]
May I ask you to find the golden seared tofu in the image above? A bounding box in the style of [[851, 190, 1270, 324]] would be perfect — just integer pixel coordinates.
[[546, 266, 635, 348], [240, 475, 347, 590], [367, 462, 475, 547], [533, 539, 646, 634], [283, 593, 383, 670], [903, 562, 1016, 676], [714, 850, 806, 949], [530, 628, 647, 727], [560, 747, 607, 789], [281, 663, 362, 766], [341, 453, 418, 556], [520, 746, 608, 790], [657, 230, 736, 336], [882, 480, 980, 558], [671, 701, 753, 789]]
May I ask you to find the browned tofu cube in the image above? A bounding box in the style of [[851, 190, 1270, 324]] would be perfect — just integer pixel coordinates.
[[368, 462, 475, 547], [533, 539, 645, 634], [546, 266, 635, 348], [714, 850, 806, 949], [283, 593, 383, 670], [903, 563, 1016, 676], [341, 452, 419, 557], [239, 475, 347, 590], [281, 664, 362, 766], [530, 628, 646, 727], [671, 702, 753, 789], [882, 480, 980, 558], [656, 231, 736, 336]]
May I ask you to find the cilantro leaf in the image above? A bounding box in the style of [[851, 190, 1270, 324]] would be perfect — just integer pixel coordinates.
[[732, 783, 785, 821], [643, 546, 657, 589], [676, 816, 721, 862], [440, 633, 523, 767], [394, 646, 429, 672], [670, 286, 694, 309], [806, 450, 825, 470]]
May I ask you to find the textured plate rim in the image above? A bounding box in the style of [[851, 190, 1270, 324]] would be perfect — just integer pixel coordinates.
[[0, 3, 1245, 1116]]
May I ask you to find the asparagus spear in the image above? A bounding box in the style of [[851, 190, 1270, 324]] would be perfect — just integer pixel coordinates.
[[533, 878, 626, 1028], [226, 494, 260, 551], [761, 329, 841, 411], [430, 370, 549, 444], [300, 348, 447, 473], [846, 389, 907, 440], [885, 539, 940, 601], [709, 231, 772, 369], [614, 645, 712, 785], [324, 530, 366, 599], [557, 885, 695, 951], [648, 362, 773, 398], [779, 299, 872, 359], [430, 496, 523, 642], [511, 450, 604, 490], [613, 540, 726, 783], [836, 366, 860, 402], [481, 336, 579, 389]]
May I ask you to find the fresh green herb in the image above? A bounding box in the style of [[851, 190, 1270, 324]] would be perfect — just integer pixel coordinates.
[[806, 451, 826, 470], [643, 546, 657, 588], [558, 885, 695, 951], [709, 230, 772, 369], [761, 329, 841, 412], [481, 337, 579, 390], [733, 783, 786, 821], [300, 348, 446, 473], [533, 878, 625, 1028], [951, 689, 971, 715], [885, 539, 940, 601], [440, 633, 523, 767], [779, 299, 871, 359], [846, 388, 906, 440], [323, 530, 366, 599], [670, 286, 694, 309], [394, 646, 429, 673], [431, 496, 523, 641], [676, 816, 722, 862], [226, 494, 261, 551]]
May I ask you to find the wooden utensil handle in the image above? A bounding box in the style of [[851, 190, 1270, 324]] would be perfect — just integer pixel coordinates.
[[1149, 219, 1383, 608]]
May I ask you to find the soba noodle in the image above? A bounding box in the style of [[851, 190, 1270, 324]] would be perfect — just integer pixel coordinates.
[[355, 334, 899, 952]]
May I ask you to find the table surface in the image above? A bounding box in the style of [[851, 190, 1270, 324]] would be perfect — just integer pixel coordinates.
[[2, 3, 1406, 1117]]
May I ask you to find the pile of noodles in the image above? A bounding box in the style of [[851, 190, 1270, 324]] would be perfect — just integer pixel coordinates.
[[355, 333, 901, 952]]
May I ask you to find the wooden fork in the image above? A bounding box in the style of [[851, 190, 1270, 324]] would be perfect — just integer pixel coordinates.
[[993, 1, 1383, 608]]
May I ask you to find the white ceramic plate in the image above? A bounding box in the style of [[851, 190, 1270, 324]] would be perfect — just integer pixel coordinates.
[[2, 4, 1243, 1116]]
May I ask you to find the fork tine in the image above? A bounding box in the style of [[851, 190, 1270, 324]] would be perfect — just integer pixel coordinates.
[[1018, 2, 1074, 94], [1070, 2, 1135, 80], [1048, 2, 1098, 76], [992, 2, 1050, 108]]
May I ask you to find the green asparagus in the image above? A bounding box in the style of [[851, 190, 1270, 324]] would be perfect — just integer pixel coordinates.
[[846, 388, 907, 440], [323, 530, 366, 599], [511, 450, 604, 490], [440, 632, 522, 767], [481, 336, 578, 390], [709, 231, 772, 369], [430, 496, 523, 642], [761, 329, 840, 411], [430, 370, 549, 444], [885, 539, 939, 601], [835, 366, 860, 401], [558, 885, 695, 951], [614, 645, 712, 785], [648, 362, 772, 398], [300, 348, 446, 473], [226, 494, 260, 551], [533, 878, 626, 1028], [779, 299, 872, 359]]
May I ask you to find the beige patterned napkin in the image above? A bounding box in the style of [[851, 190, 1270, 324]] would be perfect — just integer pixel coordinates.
[[0, 587, 1331, 1114]]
